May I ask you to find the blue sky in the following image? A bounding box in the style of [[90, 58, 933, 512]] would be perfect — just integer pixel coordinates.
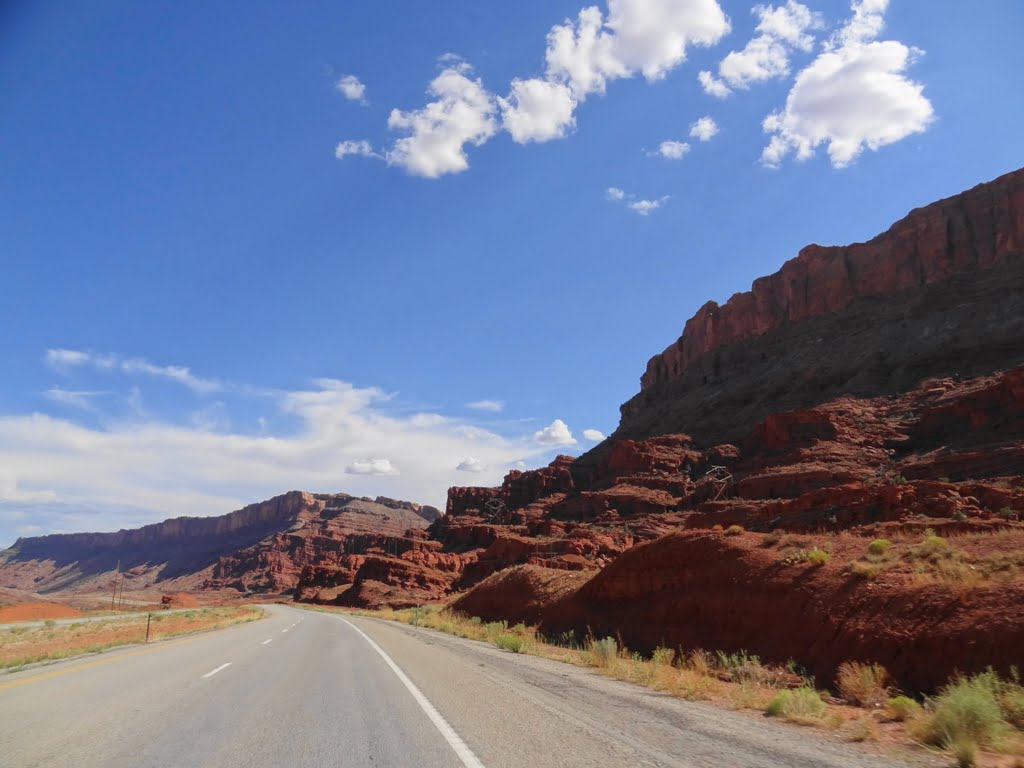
[[1, 0, 1021, 546]]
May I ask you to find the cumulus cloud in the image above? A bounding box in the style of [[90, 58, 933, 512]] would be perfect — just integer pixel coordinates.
[[533, 418, 577, 446], [761, 0, 934, 168], [385, 62, 498, 178], [654, 140, 690, 160], [335, 140, 381, 160], [689, 116, 719, 141], [45, 349, 221, 394], [335, 74, 367, 103], [365, 1, 731, 175], [606, 187, 669, 215], [698, 1, 822, 97], [582, 428, 606, 441], [499, 78, 577, 144], [466, 399, 505, 413], [456, 457, 487, 473], [345, 458, 399, 476]]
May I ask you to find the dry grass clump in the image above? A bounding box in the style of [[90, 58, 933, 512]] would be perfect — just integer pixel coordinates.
[[836, 661, 891, 707], [765, 687, 827, 724], [724, 525, 745, 536], [0, 606, 261, 669], [588, 636, 619, 668], [885, 695, 923, 722]]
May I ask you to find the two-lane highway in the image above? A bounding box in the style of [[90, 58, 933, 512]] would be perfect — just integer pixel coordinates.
[[0, 605, 928, 768]]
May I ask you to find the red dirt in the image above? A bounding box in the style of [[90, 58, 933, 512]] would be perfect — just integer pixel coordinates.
[[0, 601, 84, 623]]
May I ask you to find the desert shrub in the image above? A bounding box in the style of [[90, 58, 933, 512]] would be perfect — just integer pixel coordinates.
[[867, 539, 892, 556], [493, 634, 523, 653], [845, 715, 878, 742], [483, 620, 507, 637], [951, 735, 977, 767], [43, 619, 57, 627], [912, 533, 951, 561], [998, 507, 1019, 521], [651, 647, 674, 666], [469, 616, 482, 625], [765, 687, 827, 724], [922, 671, 1007, 751], [886, 695, 923, 722], [712, 524, 724, 532], [725, 525, 744, 536], [806, 547, 831, 567], [716, 650, 770, 684], [953, 510, 968, 522], [837, 661, 891, 707], [589, 636, 619, 668], [762, 530, 783, 547], [998, 680, 1024, 729], [687, 649, 714, 676]]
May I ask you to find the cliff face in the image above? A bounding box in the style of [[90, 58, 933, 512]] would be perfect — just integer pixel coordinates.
[[612, 168, 1024, 451], [0, 492, 440, 595]]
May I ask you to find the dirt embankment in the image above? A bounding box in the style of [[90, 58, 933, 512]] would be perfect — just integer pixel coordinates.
[[452, 527, 1024, 693], [0, 602, 84, 623]]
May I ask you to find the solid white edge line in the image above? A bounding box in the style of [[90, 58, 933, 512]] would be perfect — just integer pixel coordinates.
[[261, 639, 272, 645], [336, 616, 486, 768], [202, 662, 231, 679]]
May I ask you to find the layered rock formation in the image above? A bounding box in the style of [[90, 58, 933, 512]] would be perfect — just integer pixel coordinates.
[[0, 492, 440, 596]]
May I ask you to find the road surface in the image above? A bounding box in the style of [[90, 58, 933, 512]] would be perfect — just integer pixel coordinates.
[[0, 604, 929, 768]]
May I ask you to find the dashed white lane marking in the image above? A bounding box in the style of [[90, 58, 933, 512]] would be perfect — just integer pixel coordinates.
[[261, 639, 272, 645], [282, 628, 290, 633], [336, 616, 486, 768], [202, 663, 231, 679]]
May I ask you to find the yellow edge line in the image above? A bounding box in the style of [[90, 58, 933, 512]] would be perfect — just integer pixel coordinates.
[[0, 636, 200, 691]]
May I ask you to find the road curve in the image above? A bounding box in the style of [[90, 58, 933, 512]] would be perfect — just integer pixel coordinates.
[[0, 604, 930, 768]]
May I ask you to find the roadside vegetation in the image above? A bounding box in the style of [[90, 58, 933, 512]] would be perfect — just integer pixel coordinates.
[[304, 603, 1024, 766], [0, 606, 263, 671]]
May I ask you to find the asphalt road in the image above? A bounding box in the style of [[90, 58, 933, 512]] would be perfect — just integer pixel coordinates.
[[0, 604, 930, 768]]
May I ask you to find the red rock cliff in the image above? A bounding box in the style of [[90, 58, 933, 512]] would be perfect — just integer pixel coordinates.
[[641, 168, 1024, 390]]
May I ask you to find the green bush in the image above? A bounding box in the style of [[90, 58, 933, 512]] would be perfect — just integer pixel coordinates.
[[867, 539, 892, 556], [923, 672, 1007, 751], [589, 636, 618, 668], [651, 647, 674, 666], [806, 547, 831, 567], [765, 687, 827, 723], [886, 695, 922, 722], [493, 634, 523, 653]]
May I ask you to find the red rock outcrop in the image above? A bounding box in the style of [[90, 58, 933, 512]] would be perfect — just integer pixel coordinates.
[[641, 168, 1024, 391]]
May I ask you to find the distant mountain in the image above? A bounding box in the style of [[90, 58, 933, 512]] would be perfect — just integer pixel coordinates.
[[0, 491, 440, 597]]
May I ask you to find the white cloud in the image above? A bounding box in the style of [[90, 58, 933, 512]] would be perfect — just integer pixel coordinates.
[[654, 140, 690, 160], [628, 198, 668, 216], [456, 457, 487, 473], [335, 74, 367, 103], [697, 69, 732, 98], [607, 187, 669, 215], [345, 458, 399, 476], [43, 388, 106, 411], [385, 63, 498, 178], [335, 140, 381, 160], [762, 0, 934, 168], [45, 349, 221, 394], [360, 0, 730, 173], [466, 399, 505, 413], [689, 116, 719, 141], [499, 78, 577, 144], [582, 428, 606, 441], [699, 1, 822, 97], [533, 418, 577, 446]]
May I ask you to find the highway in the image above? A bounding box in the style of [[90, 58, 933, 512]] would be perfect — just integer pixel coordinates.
[[0, 604, 925, 768]]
